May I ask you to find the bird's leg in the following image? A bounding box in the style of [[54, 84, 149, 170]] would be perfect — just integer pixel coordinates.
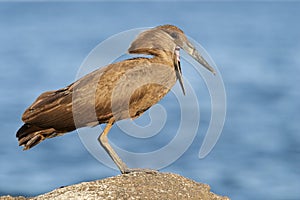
[[98, 118, 128, 174], [98, 118, 158, 174]]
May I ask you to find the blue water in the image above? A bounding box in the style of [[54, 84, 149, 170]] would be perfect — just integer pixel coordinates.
[[1, 2, 300, 200]]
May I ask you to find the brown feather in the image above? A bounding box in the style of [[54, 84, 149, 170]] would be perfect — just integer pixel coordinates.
[[16, 25, 198, 150]]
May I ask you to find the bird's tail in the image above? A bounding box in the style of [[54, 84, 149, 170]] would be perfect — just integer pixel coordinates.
[[16, 123, 58, 150]]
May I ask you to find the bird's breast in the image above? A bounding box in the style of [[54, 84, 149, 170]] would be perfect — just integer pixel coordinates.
[[96, 61, 177, 121]]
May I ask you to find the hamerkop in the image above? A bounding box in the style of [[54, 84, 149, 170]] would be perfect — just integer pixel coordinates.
[[16, 25, 216, 173]]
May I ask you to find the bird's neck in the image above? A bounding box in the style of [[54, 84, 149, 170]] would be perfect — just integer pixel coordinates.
[[153, 50, 176, 69]]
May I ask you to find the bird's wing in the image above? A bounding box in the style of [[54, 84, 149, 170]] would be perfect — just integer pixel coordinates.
[[22, 57, 176, 131], [22, 66, 108, 131], [22, 85, 75, 131], [21, 59, 153, 131]]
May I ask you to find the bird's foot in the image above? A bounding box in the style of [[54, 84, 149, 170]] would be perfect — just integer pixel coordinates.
[[122, 168, 158, 174]]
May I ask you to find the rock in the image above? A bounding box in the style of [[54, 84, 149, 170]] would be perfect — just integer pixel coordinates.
[[1, 172, 230, 200]]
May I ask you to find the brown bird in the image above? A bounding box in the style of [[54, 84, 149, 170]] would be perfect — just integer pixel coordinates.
[[16, 25, 215, 174]]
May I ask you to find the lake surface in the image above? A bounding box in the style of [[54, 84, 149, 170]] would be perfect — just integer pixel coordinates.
[[0, 2, 299, 199]]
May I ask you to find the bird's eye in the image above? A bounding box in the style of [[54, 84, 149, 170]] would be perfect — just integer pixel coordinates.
[[170, 32, 178, 39]]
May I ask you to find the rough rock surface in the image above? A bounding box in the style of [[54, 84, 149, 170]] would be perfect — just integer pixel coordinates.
[[1, 172, 230, 200]]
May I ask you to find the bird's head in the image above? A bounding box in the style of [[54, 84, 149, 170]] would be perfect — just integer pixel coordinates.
[[128, 24, 216, 94], [157, 25, 216, 75]]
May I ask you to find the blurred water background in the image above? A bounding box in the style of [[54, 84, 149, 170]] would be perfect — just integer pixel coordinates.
[[0, 2, 299, 200]]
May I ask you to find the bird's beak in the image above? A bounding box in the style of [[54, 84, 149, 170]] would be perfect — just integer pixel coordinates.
[[174, 54, 185, 95], [181, 41, 216, 75]]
